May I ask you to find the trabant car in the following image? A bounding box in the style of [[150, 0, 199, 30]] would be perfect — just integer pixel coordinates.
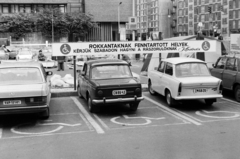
[[16, 48, 36, 61], [210, 55, 240, 102], [148, 57, 223, 106], [77, 59, 144, 113], [0, 62, 52, 119]]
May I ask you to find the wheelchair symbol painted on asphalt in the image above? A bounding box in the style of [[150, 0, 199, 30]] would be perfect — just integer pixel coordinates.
[[111, 115, 165, 126], [196, 110, 240, 119], [11, 121, 81, 135]]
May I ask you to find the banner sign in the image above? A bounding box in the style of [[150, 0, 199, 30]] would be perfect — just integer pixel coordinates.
[[52, 40, 217, 56], [230, 34, 240, 52]]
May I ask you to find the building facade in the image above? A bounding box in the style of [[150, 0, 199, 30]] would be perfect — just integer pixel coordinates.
[[176, 0, 240, 41], [135, 0, 175, 40], [0, 0, 133, 42]]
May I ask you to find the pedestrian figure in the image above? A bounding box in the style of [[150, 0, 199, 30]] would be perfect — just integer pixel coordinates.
[[57, 56, 66, 71], [38, 50, 46, 61]]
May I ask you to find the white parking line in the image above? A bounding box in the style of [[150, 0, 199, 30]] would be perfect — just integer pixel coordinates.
[[71, 97, 105, 134], [143, 95, 202, 126], [222, 98, 240, 106]]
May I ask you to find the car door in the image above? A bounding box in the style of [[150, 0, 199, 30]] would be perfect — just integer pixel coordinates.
[[80, 64, 90, 99], [159, 62, 173, 95], [210, 57, 227, 80], [154, 61, 165, 95], [222, 58, 237, 90]]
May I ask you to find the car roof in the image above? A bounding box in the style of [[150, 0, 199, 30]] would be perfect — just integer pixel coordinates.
[[86, 59, 129, 66], [221, 54, 240, 59], [161, 57, 206, 64], [0, 61, 42, 68]]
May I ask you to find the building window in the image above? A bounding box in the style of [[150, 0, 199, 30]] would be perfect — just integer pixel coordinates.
[[2, 5, 9, 13]]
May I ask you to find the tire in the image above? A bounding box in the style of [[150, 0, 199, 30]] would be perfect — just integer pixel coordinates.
[[205, 99, 215, 106], [39, 107, 50, 120], [234, 85, 240, 102], [165, 90, 176, 107], [88, 96, 98, 113], [148, 80, 156, 95], [77, 85, 83, 98], [129, 102, 139, 111]]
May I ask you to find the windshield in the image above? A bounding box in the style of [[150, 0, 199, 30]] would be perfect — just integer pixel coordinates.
[[0, 67, 43, 85], [175, 62, 210, 77], [91, 65, 132, 79]]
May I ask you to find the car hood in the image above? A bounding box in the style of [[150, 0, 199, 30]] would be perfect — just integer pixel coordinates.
[[92, 78, 139, 86], [177, 76, 221, 86], [0, 84, 49, 98]]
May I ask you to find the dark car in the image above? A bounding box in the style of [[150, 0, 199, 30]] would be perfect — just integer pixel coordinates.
[[210, 54, 240, 102], [77, 59, 144, 113]]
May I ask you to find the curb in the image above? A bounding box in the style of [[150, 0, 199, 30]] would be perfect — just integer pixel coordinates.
[[51, 84, 148, 98]]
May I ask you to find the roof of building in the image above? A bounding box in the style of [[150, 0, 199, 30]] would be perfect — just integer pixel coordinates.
[[162, 57, 206, 65]]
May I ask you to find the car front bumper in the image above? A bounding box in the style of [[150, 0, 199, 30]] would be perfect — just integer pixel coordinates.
[[92, 96, 144, 104], [174, 94, 223, 100]]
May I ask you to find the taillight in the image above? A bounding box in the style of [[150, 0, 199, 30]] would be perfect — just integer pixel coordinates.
[[97, 90, 103, 96], [26, 96, 47, 105], [178, 83, 182, 96], [135, 88, 141, 93]]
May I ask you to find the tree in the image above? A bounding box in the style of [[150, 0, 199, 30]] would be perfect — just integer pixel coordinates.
[[0, 13, 36, 40], [60, 12, 97, 42], [36, 8, 97, 42]]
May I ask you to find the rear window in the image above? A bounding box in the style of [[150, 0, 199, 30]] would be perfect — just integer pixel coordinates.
[[175, 62, 210, 77], [91, 64, 132, 79], [0, 67, 43, 85]]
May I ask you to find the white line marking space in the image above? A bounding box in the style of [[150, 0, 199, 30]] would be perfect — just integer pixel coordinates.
[[71, 97, 105, 134], [143, 95, 202, 126]]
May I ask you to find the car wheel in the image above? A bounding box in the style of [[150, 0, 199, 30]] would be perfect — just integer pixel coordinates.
[[165, 90, 176, 107], [39, 108, 50, 120], [88, 96, 98, 113], [205, 99, 215, 106], [129, 102, 139, 111], [77, 85, 83, 98], [234, 85, 240, 102], [148, 80, 156, 95]]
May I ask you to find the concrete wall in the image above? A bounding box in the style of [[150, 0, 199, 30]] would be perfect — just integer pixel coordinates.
[[85, 0, 132, 22]]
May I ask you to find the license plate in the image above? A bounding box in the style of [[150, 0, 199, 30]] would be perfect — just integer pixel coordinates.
[[3, 100, 21, 105], [112, 90, 126, 96], [193, 88, 208, 93]]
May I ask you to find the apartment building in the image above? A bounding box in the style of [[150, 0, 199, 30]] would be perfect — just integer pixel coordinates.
[[177, 0, 240, 41]]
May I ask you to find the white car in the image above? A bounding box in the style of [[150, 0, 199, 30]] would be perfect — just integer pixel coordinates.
[[16, 49, 35, 61], [148, 57, 223, 106], [0, 62, 52, 119]]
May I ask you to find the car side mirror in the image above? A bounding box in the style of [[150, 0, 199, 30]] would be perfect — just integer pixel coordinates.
[[212, 64, 215, 68], [46, 71, 53, 76]]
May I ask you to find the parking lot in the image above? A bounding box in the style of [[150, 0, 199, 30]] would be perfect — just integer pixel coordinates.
[[1, 92, 240, 139]]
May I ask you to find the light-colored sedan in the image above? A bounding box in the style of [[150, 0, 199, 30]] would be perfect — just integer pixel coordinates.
[[0, 62, 52, 119], [148, 57, 223, 106], [16, 49, 35, 61]]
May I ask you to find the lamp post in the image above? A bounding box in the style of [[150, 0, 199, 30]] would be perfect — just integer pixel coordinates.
[[118, 2, 122, 59], [52, 10, 54, 44], [118, 2, 122, 36]]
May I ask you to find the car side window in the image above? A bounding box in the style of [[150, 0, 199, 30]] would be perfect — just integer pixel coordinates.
[[158, 61, 165, 73], [165, 63, 173, 76], [226, 58, 237, 71], [215, 57, 227, 69]]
